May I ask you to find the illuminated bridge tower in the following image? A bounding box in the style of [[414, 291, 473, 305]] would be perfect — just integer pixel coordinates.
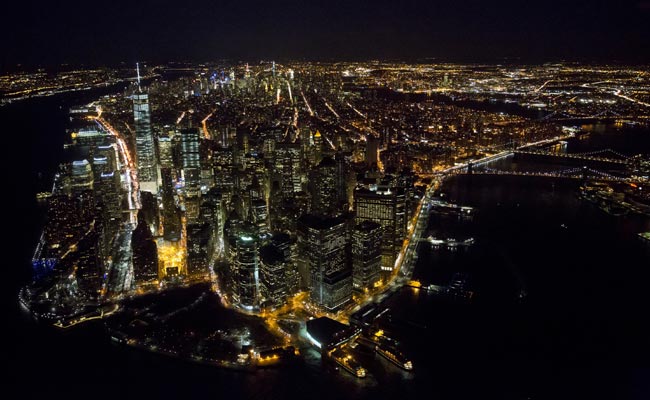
[[133, 63, 159, 194]]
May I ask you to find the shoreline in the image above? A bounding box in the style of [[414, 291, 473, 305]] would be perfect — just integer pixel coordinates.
[[18, 134, 576, 370], [0, 74, 159, 107]]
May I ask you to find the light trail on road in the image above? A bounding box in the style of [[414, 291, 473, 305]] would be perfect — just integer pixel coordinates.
[[301, 90, 314, 116], [346, 101, 366, 119], [613, 89, 650, 108], [92, 110, 141, 217], [201, 109, 215, 139]]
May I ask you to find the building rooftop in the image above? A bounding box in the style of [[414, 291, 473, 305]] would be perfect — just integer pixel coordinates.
[[355, 220, 382, 232], [305, 317, 358, 350], [297, 214, 347, 230], [259, 244, 284, 264]]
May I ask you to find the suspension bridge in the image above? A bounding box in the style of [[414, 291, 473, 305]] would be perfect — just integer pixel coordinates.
[[541, 109, 648, 124], [513, 147, 632, 167], [459, 165, 628, 183]]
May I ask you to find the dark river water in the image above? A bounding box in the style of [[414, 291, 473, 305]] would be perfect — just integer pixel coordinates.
[[5, 87, 650, 399]]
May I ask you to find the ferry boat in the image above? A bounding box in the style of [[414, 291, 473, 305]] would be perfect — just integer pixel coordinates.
[[375, 344, 413, 371], [36, 192, 52, 201], [429, 201, 475, 219], [426, 236, 475, 248], [331, 349, 366, 378]]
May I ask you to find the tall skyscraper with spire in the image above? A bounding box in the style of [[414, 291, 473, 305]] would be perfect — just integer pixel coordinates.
[[133, 63, 159, 194]]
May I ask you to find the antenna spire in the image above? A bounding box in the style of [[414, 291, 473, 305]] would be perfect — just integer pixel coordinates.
[[136, 62, 141, 91]]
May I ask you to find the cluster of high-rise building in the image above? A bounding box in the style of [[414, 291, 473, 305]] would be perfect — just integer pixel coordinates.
[[33, 121, 122, 299], [32, 62, 421, 315]]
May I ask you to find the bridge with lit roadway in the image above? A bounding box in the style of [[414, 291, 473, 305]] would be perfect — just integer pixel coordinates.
[[512, 148, 632, 167], [464, 165, 628, 183]]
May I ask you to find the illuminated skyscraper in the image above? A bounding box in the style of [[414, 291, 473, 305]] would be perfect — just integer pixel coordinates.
[[351, 220, 383, 290], [308, 156, 338, 216], [232, 231, 260, 310], [158, 134, 173, 168], [218, 124, 236, 148], [132, 213, 159, 286], [259, 244, 287, 308], [70, 159, 94, 194], [92, 155, 122, 269], [181, 127, 201, 221], [297, 214, 352, 311], [161, 168, 181, 241], [299, 127, 311, 163], [250, 199, 269, 236], [200, 188, 226, 257], [269, 233, 300, 295], [95, 171, 122, 230], [274, 143, 302, 200], [212, 146, 235, 191], [186, 222, 210, 280], [133, 64, 159, 194], [92, 145, 118, 176], [335, 150, 351, 209], [181, 127, 201, 192], [354, 187, 407, 271]]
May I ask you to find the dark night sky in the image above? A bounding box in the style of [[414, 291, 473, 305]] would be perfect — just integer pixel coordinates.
[[2, 0, 650, 67]]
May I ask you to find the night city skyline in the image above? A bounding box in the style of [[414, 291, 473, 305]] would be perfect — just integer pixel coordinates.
[[4, 2, 650, 400]]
